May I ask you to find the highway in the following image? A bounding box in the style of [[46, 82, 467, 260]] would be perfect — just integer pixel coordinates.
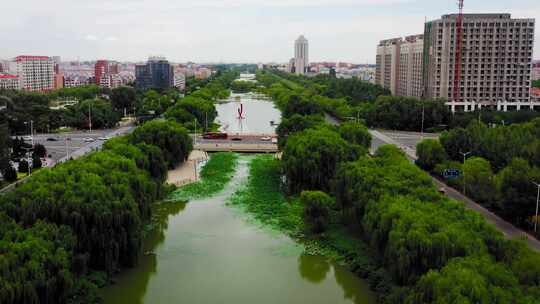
[[369, 129, 540, 252]]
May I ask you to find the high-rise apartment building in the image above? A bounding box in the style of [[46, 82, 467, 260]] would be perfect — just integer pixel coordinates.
[[398, 35, 425, 98], [294, 35, 309, 75], [15, 56, 55, 92], [423, 14, 536, 111], [94, 60, 110, 86], [95, 60, 121, 88], [376, 38, 402, 95], [136, 57, 174, 90]]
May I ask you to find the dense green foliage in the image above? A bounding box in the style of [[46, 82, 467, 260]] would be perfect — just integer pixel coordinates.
[[0, 115, 193, 303], [420, 119, 540, 233], [415, 139, 447, 171], [165, 96, 217, 129], [283, 127, 352, 193], [365, 96, 451, 132], [131, 120, 193, 169], [533, 79, 540, 88], [230, 80, 257, 93], [300, 191, 334, 234], [168, 152, 238, 202], [0, 86, 132, 135]]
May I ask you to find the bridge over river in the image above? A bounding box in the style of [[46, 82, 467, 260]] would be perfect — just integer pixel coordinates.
[[193, 133, 278, 153]]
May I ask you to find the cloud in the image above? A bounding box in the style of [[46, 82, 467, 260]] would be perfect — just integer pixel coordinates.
[[84, 34, 98, 41]]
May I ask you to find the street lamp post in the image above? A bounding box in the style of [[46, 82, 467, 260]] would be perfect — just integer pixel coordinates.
[[460, 151, 472, 196], [421, 102, 425, 139], [533, 182, 540, 233]]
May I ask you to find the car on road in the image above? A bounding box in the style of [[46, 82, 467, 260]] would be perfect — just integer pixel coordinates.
[[260, 136, 271, 141], [98, 136, 111, 141], [83, 137, 95, 143], [438, 187, 447, 195], [46, 137, 58, 141], [271, 138, 278, 144], [22, 136, 32, 141], [231, 137, 242, 141]]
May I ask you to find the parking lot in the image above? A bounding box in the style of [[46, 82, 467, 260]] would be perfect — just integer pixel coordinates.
[[17, 126, 135, 165]]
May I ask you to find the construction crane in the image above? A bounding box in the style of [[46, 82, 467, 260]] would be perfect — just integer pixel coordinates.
[[453, 0, 465, 103]]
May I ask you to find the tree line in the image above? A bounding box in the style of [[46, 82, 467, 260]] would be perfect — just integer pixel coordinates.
[[265, 70, 540, 303], [0, 118, 193, 303], [417, 119, 540, 234], [265, 70, 540, 132]]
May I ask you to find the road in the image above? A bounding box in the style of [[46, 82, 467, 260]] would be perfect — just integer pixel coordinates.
[[369, 129, 540, 252], [193, 134, 278, 152], [27, 126, 135, 165]]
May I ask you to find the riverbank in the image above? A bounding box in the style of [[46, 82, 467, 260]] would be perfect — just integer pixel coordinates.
[[168, 152, 238, 202], [228, 155, 393, 303], [166, 150, 208, 187]]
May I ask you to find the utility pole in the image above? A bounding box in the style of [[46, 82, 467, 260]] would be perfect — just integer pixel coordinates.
[[89, 103, 92, 132], [460, 151, 472, 196], [533, 182, 540, 233], [31, 120, 34, 147], [421, 102, 425, 139], [194, 119, 197, 146]]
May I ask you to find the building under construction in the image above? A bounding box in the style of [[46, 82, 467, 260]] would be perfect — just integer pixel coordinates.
[[423, 13, 536, 112]]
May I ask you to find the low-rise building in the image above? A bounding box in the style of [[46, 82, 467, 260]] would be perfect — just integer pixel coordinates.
[[0, 74, 20, 90]]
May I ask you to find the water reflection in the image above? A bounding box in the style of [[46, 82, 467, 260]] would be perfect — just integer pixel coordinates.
[[298, 254, 331, 284], [216, 94, 281, 134], [102, 148, 375, 303]]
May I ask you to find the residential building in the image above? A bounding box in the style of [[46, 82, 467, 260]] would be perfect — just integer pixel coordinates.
[[15, 55, 55, 92], [54, 73, 64, 90], [398, 35, 424, 98], [294, 35, 309, 75], [94, 60, 109, 85], [423, 13, 536, 111], [173, 71, 186, 91], [0, 74, 20, 90], [136, 57, 174, 90], [376, 38, 402, 95]]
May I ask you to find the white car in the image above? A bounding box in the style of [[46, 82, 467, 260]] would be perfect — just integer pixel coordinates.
[[22, 136, 32, 141], [98, 136, 110, 141], [83, 137, 95, 143], [260, 136, 271, 141]]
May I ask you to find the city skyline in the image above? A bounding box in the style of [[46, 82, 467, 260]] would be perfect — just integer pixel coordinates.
[[1, 0, 539, 63]]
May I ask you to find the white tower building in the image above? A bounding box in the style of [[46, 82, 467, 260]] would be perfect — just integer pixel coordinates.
[[294, 35, 309, 75]]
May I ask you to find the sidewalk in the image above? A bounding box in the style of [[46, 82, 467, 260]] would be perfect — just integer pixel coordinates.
[[166, 150, 208, 187]]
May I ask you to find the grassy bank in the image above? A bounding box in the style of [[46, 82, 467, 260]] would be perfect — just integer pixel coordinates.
[[168, 152, 238, 201], [228, 155, 394, 302]]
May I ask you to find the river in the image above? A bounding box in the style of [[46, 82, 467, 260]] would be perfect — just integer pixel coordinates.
[[101, 93, 375, 304], [216, 93, 281, 134]]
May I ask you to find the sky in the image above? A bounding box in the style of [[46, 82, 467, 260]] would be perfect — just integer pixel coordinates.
[[1, 0, 539, 63]]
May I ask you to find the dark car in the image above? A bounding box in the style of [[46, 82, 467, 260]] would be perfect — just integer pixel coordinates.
[[46, 137, 58, 141], [231, 138, 242, 141]]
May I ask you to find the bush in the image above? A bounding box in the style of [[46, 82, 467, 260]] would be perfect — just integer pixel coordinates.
[[416, 139, 447, 171], [32, 155, 42, 169], [300, 191, 335, 234], [2, 164, 17, 182], [18, 159, 29, 173]]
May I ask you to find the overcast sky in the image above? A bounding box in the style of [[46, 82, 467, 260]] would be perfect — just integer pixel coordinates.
[[1, 0, 539, 63]]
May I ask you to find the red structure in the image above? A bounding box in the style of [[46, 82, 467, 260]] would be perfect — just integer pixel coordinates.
[[94, 60, 109, 85], [452, 0, 464, 102]]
